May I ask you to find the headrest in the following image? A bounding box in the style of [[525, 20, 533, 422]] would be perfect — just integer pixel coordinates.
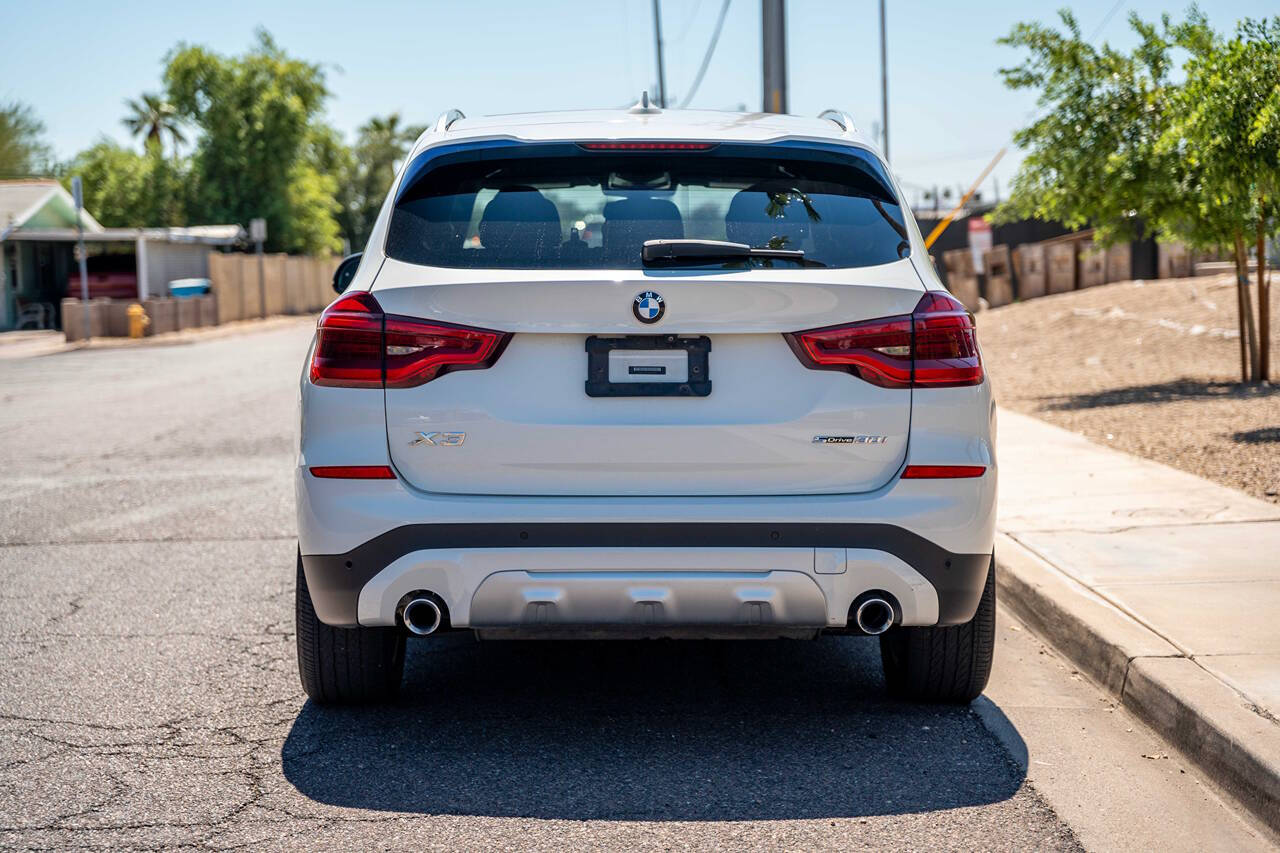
[[601, 195, 685, 263], [478, 187, 562, 261]]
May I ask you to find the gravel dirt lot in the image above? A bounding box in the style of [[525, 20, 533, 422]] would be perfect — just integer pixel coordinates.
[[980, 274, 1279, 503]]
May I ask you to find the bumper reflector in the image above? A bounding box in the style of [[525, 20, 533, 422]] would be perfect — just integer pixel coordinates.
[[309, 465, 397, 480], [901, 465, 987, 479]]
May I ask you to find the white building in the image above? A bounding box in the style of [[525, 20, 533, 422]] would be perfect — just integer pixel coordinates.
[[0, 180, 243, 330]]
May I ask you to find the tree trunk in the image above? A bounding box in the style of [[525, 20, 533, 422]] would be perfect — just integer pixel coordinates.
[[1233, 232, 1254, 383], [1258, 204, 1271, 383]]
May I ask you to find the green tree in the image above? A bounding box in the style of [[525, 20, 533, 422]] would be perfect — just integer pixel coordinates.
[[163, 29, 341, 254], [996, 9, 1279, 383], [1156, 14, 1279, 380], [342, 113, 425, 250], [304, 123, 358, 251], [62, 141, 189, 228], [993, 10, 1177, 246], [0, 101, 53, 177], [284, 157, 343, 259], [121, 93, 186, 158]]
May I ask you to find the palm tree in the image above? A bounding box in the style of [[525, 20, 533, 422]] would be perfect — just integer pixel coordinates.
[[122, 93, 186, 157], [359, 113, 425, 150]]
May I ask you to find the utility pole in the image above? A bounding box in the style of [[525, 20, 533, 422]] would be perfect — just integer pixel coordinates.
[[651, 0, 668, 108], [250, 218, 267, 320], [71, 177, 90, 341], [762, 0, 787, 113], [879, 0, 889, 160]]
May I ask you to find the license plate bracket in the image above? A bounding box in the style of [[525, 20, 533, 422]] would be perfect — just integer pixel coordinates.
[[585, 335, 712, 397]]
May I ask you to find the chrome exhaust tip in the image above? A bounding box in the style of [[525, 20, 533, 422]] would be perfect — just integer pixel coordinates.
[[854, 596, 896, 636], [398, 594, 443, 636]]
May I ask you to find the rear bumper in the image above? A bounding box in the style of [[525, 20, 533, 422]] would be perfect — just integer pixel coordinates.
[[299, 522, 992, 632], [296, 452, 996, 632]]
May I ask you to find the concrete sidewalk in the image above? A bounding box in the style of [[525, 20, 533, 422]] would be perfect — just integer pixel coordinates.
[[996, 408, 1280, 831], [0, 315, 315, 360]]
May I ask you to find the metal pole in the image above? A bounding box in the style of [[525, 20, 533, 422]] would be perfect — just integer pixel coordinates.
[[256, 239, 266, 320], [762, 0, 787, 113], [879, 0, 889, 160], [923, 148, 1008, 250], [71, 177, 90, 340], [0, 243, 6, 330], [651, 0, 667, 108]]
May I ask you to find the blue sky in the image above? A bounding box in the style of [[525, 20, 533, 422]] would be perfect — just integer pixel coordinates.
[[2, 0, 1273, 205]]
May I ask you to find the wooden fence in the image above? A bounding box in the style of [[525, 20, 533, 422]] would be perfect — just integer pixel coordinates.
[[944, 233, 1211, 311], [207, 253, 338, 323]]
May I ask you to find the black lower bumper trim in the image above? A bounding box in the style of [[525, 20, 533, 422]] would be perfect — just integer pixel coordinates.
[[300, 522, 991, 628]]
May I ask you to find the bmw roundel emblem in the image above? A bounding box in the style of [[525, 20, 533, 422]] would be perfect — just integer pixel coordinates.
[[633, 291, 665, 324]]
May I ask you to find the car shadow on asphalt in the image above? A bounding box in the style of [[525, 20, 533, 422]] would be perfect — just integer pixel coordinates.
[[1035, 377, 1280, 411], [282, 634, 1027, 820]]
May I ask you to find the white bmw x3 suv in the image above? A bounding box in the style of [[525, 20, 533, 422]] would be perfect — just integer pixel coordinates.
[[295, 105, 996, 704]]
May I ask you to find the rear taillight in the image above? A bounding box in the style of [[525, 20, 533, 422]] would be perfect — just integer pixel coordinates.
[[902, 465, 987, 479], [784, 315, 914, 388], [309, 465, 397, 479], [785, 291, 983, 388], [311, 292, 384, 388], [382, 314, 509, 388], [910, 292, 984, 387], [310, 292, 510, 389]]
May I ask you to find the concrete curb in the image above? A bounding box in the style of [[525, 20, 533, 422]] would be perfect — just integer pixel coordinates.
[[0, 315, 315, 360], [995, 532, 1280, 832]]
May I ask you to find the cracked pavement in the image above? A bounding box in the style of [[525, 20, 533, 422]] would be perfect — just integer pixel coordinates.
[[0, 320, 1097, 849]]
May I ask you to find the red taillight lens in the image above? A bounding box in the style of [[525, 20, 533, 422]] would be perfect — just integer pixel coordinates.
[[901, 465, 987, 479], [309, 465, 397, 479], [784, 316, 914, 388], [911, 292, 984, 387], [383, 315, 509, 388], [578, 142, 716, 150], [310, 292, 510, 389], [311, 292, 384, 387], [785, 291, 983, 388]]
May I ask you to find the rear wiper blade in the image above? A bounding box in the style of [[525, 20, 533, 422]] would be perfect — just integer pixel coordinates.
[[641, 239, 826, 267]]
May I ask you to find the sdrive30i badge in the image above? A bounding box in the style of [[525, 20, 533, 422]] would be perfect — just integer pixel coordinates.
[[812, 435, 888, 445], [633, 291, 665, 324]]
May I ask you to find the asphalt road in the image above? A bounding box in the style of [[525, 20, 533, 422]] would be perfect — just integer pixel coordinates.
[[0, 320, 1266, 850]]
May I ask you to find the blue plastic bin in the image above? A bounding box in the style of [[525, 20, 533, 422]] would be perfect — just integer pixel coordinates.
[[168, 278, 211, 298]]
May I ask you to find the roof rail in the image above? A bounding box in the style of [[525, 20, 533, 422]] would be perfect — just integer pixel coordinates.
[[817, 109, 857, 134], [432, 109, 466, 133]]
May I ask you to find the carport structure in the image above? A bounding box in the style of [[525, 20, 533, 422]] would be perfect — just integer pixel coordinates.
[[0, 180, 243, 330]]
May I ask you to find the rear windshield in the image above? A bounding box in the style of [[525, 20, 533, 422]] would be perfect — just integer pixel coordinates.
[[386, 145, 910, 269]]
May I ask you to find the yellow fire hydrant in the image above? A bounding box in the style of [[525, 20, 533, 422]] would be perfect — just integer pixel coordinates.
[[127, 303, 150, 339]]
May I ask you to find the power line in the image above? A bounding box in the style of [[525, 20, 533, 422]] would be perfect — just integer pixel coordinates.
[[879, 0, 889, 161], [652, 0, 668, 108], [672, 0, 704, 43], [915, 0, 1127, 239], [1089, 0, 1127, 42], [680, 0, 732, 108], [1013, 2, 1128, 131], [620, 0, 636, 95]]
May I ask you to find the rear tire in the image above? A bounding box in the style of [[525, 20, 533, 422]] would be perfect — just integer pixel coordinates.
[[296, 550, 405, 704], [879, 555, 996, 703]]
